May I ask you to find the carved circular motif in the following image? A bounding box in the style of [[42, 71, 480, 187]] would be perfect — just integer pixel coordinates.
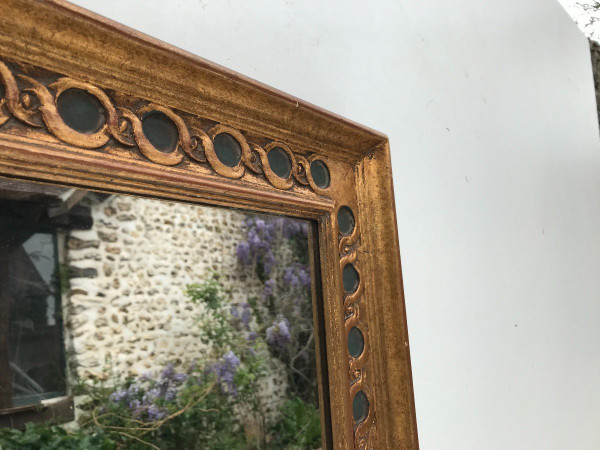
[[353, 390, 369, 424], [141, 110, 179, 153], [56, 88, 106, 134], [267, 146, 292, 178], [213, 132, 242, 167], [0, 60, 337, 194], [343, 263, 359, 294], [348, 326, 364, 358], [337, 206, 355, 236], [310, 159, 330, 188]]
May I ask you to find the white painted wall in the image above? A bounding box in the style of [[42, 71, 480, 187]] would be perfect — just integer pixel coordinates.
[[68, 1, 600, 448]]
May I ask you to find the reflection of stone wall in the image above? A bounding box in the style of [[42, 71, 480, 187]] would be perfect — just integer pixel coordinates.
[[63, 195, 265, 378]]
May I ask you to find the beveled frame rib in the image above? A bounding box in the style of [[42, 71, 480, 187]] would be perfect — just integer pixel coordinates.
[[0, 0, 419, 448]]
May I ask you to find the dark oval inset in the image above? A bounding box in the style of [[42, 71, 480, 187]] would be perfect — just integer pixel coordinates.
[[0, 82, 5, 101], [213, 133, 242, 167], [56, 88, 106, 134], [337, 206, 355, 236], [310, 159, 330, 188], [353, 391, 369, 424], [267, 147, 292, 178], [348, 327, 364, 358], [343, 263, 359, 294], [142, 111, 179, 153]]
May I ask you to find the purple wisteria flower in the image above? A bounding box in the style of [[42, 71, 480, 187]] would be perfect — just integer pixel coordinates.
[[164, 387, 178, 401], [144, 387, 161, 402], [283, 268, 300, 288], [106, 362, 192, 423], [255, 218, 266, 232], [230, 303, 252, 329], [282, 263, 311, 290], [127, 384, 140, 397], [266, 316, 291, 350], [263, 279, 276, 299], [109, 389, 127, 403], [161, 363, 175, 380], [248, 229, 262, 250], [128, 399, 141, 411], [173, 373, 188, 383], [238, 216, 298, 272], [147, 404, 167, 421], [241, 303, 252, 327], [223, 351, 241, 368], [263, 251, 277, 275], [298, 267, 311, 287], [236, 241, 251, 265], [208, 350, 241, 396]]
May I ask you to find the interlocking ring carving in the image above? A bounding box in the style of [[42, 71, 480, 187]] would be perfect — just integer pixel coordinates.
[[338, 206, 376, 449], [0, 59, 330, 195]]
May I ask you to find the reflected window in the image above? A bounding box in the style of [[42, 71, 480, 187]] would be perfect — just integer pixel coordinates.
[[0, 179, 92, 425], [2, 230, 65, 407]]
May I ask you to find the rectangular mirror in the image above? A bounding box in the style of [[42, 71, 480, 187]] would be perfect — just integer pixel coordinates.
[[0, 179, 325, 448], [0, 1, 418, 448]]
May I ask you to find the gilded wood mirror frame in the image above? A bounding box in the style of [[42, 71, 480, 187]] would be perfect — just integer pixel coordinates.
[[0, 0, 419, 448]]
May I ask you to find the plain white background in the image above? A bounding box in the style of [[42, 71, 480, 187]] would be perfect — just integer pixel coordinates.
[[68, 1, 600, 448]]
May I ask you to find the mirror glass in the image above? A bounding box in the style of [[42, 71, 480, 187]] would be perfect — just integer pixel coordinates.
[[0, 178, 323, 449]]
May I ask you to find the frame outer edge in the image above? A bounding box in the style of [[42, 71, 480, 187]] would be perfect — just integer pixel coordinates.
[[356, 142, 419, 449], [0, 0, 386, 162]]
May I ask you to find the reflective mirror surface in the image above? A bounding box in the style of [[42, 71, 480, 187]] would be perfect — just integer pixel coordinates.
[[0, 178, 322, 449]]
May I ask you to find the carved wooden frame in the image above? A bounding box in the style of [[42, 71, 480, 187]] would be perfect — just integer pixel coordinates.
[[0, 0, 419, 448]]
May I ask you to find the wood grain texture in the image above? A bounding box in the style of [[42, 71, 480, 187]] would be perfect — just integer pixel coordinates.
[[356, 143, 419, 448], [0, 1, 419, 448]]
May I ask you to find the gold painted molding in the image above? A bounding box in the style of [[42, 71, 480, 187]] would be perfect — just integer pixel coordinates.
[[0, 0, 419, 448], [0, 59, 331, 194]]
